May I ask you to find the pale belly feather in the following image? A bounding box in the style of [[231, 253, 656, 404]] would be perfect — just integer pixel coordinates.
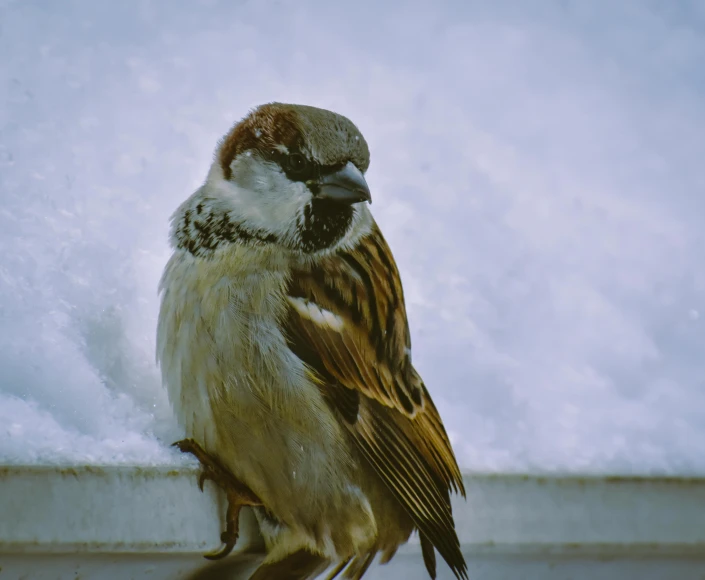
[[157, 245, 379, 558]]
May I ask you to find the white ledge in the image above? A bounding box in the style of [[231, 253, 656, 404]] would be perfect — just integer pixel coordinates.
[[1, 466, 705, 579]]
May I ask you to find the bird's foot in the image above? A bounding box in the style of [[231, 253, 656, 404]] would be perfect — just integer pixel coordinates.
[[172, 438, 262, 560]]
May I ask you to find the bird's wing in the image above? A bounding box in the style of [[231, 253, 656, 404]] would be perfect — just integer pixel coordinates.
[[285, 223, 467, 580]]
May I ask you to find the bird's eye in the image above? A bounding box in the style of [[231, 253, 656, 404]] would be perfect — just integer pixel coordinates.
[[286, 153, 309, 176]]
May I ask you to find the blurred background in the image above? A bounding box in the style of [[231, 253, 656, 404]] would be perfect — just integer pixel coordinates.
[[1, 0, 704, 474]]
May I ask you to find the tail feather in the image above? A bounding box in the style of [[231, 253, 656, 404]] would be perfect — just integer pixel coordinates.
[[248, 549, 330, 580], [325, 558, 351, 580], [343, 553, 375, 580], [420, 533, 437, 579]]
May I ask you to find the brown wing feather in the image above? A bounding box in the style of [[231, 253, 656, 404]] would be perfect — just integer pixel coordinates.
[[286, 224, 467, 579]]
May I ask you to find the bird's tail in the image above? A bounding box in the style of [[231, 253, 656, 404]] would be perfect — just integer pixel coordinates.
[[248, 549, 330, 580]]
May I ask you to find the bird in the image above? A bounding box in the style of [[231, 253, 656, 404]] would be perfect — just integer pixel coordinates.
[[157, 102, 467, 580]]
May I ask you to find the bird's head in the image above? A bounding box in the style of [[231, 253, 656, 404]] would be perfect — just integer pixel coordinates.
[[175, 103, 373, 257]]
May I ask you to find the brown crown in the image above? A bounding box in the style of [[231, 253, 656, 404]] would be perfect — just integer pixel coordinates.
[[217, 103, 370, 180]]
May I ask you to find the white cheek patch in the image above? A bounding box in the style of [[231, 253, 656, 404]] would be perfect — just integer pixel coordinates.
[[205, 153, 312, 241], [202, 153, 375, 254], [287, 296, 345, 332]]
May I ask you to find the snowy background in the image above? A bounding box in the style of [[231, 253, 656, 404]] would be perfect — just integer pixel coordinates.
[[1, 0, 704, 473]]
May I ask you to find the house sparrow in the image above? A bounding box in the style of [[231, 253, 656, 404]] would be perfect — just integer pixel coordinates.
[[157, 103, 467, 580]]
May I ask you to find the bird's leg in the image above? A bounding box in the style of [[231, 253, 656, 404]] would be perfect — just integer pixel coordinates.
[[172, 438, 262, 560]]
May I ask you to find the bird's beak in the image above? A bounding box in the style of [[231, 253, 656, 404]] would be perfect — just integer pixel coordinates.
[[315, 161, 371, 205]]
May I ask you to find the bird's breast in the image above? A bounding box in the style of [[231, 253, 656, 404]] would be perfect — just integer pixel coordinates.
[[156, 244, 358, 512], [158, 244, 310, 431]]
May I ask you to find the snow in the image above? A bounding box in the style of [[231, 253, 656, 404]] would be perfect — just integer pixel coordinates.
[[1, 0, 704, 473]]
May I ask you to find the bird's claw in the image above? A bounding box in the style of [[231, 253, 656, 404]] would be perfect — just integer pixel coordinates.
[[198, 467, 214, 492], [171, 439, 192, 454], [171, 438, 262, 560], [203, 529, 239, 560]]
